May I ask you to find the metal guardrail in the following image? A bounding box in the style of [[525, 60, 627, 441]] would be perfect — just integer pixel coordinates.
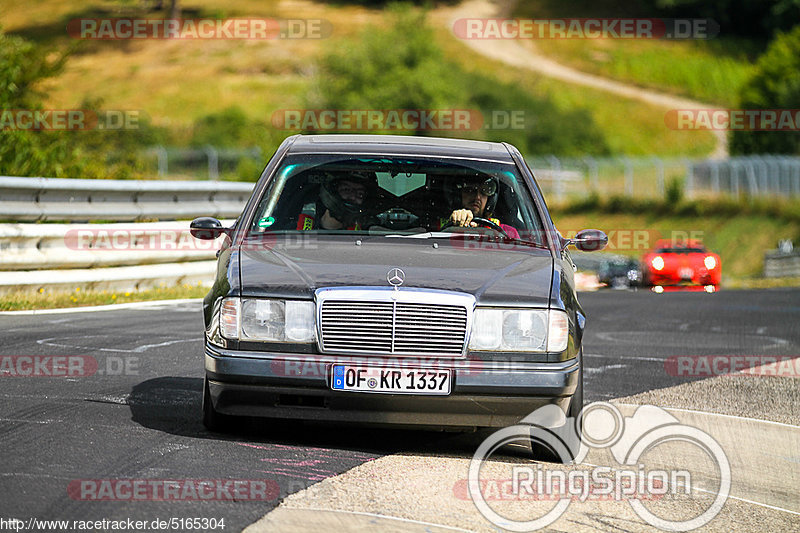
[[0, 176, 254, 222], [0, 261, 218, 295], [764, 250, 800, 278], [0, 221, 231, 271]]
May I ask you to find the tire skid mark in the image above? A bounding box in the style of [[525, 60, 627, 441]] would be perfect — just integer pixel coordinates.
[[0, 402, 77, 443], [37, 420, 187, 521]]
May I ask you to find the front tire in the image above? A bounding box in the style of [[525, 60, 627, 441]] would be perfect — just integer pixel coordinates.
[[530, 351, 583, 463]]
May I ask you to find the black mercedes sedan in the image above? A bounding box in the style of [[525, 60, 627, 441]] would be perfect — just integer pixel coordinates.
[[191, 134, 606, 442]]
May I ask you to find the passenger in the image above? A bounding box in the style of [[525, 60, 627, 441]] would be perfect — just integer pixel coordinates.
[[297, 173, 372, 230], [445, 176, 520, 239]]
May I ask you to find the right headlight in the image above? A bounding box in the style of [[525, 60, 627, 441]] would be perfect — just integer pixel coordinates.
[[219, 297, 315, 342], [469, 309, 570, 352]]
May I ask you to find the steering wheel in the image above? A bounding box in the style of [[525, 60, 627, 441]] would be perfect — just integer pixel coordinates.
[[440, 217, 509, 238]]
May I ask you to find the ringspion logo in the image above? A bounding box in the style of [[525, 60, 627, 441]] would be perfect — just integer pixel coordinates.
[[468, 403, 730, 531]]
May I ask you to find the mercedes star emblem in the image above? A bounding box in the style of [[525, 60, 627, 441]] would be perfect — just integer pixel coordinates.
[[387, 268, 405, 287]]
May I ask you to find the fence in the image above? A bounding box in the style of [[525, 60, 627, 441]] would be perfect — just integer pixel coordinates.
[[527, 155, 800, 202], [135, 148, 800, 202], [146, 146, 263, 180]]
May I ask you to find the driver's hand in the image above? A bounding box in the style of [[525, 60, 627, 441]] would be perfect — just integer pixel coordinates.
[[449, 209, 477, 227]]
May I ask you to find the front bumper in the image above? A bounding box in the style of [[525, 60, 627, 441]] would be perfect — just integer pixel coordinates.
[[647, 267, 718, 286], [205, 343, 580, 429]]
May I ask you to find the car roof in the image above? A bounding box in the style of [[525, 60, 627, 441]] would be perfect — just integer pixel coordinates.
[[287, 134, 515, 162]]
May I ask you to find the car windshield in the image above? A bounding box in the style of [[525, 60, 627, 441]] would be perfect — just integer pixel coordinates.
[[248, 153, 545, 243]]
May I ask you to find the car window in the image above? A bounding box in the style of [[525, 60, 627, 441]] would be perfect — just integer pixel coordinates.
[[247, 153, 545, 243], [655, 247, 706, 254]]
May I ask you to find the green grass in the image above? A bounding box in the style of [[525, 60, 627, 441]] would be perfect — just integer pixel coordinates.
[[510, 1, 760, 106], [0, 284, 208, 311], [531, 39, 755, 107], [724, 277, 800, 289]]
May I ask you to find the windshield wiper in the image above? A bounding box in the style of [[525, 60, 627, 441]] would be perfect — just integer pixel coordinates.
[[383, 231, 549, 249], [383, 232, 436, 239]]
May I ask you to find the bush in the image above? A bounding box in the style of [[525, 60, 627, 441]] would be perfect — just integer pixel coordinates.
[[665, 177, 684, 204], [235, 157, 265, 182], [190, 107, 251, 148]]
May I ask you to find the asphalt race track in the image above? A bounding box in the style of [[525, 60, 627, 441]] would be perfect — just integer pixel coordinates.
[[1, 289, 798, 531]]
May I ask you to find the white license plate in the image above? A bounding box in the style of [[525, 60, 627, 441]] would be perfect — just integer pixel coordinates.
[[679, 267, 694, 279], [331, 365, 452, 395]]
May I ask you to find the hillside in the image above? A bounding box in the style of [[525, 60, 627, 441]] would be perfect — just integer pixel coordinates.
[[0, 0, 730, 168]]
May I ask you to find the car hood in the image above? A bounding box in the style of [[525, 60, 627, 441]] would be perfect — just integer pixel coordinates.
[[237, 236, 553, 307]]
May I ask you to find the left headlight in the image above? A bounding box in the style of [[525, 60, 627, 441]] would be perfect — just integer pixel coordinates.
[[469, 309, 570, 352], [220, 298, 315, 342]]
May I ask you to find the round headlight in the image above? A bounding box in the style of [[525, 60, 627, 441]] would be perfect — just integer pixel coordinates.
[[651, 256, 665, 271], [704, 256, 716, 270], [502, 311, 547, 350]]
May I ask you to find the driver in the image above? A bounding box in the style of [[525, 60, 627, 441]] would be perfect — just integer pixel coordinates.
[[444, 176, 520, 238], [297, 172, 374, 230]]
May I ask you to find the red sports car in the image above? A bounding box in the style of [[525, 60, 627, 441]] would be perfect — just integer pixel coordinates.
[[642, 239, 721, 291]]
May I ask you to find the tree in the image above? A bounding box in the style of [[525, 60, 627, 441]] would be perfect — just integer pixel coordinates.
[[311, 5, 466, 136], [730, 25, 800, 155], [0, 28, 75, 176]]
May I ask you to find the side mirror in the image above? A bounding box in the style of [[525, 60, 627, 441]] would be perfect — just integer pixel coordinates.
[[190, 217, 230, 240], [565, 229, 608, 252]]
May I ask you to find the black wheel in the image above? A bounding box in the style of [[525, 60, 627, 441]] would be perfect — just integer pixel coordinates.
[[568, 351, 584, 420], [530, 351, 583, 463], [202, 377, 233, 432]]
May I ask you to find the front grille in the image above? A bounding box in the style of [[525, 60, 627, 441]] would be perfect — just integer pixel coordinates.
[[319, 297, 469, 357]]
